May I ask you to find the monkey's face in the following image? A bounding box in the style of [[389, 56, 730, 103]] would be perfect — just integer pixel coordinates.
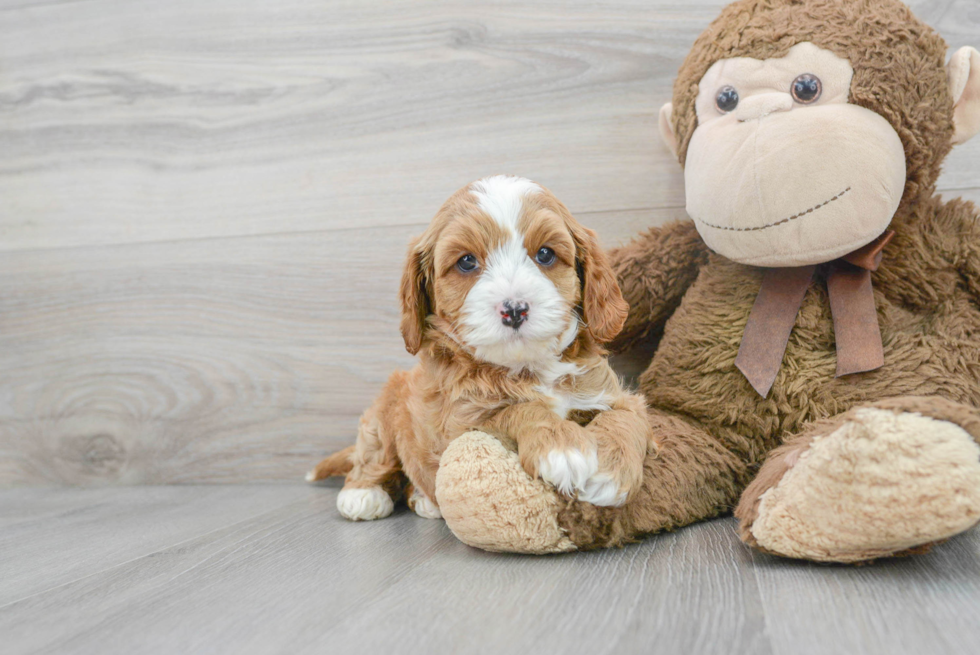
[[682, 43, 907, 267]]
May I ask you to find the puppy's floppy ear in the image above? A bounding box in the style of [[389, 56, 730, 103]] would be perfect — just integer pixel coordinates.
[[567, 219, 629, 343], [399, 236, 431, 355]]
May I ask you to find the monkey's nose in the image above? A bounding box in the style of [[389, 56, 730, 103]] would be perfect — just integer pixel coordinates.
[[736, 93, 794, 122], [499, 300, 529, 330]]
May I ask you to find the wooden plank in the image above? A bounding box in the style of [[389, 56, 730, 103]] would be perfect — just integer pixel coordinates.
[[0, 225, 416, 485], [303, 516, 771, 655], [753, 527, 980, 655], [2, 0, 976, 252], [2, 489, 454, 654], [0, 485, 308, 605], [0, 486, 772, 655], [8, 486, 979, 655], [0, 0, 702, 251]]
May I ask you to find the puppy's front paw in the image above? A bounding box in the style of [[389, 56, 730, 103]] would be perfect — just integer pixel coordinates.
[[537, 448, 599, 497], [585, 446, 647, 507], [337, 486, 394, 521], [535, 450, 630, 506], [518, 421, 631, 505], [578, 472, 629, 507], [581, 409, 653, 506], [517, 421, 596, 494]]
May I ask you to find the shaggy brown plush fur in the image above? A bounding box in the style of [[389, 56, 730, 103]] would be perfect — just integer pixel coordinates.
[[551, 0, 980, 557]]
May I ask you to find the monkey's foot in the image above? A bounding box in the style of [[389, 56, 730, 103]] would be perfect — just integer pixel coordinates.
[[737, 398, 980, 563], [436, 431, 576, 554]]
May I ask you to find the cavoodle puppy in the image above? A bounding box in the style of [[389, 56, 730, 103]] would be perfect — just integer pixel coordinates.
[[307, 175, 656, 520]]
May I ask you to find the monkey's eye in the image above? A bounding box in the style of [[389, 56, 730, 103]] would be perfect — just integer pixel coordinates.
[[791, 74, 822, 104], [715, 86, 739, 113], [535, 247, 556, 266], [456, 254, 479, 273]]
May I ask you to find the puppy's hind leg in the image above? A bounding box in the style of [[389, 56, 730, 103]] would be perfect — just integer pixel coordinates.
[[336, 391, 408, 521], [310, 444, 397, 520]]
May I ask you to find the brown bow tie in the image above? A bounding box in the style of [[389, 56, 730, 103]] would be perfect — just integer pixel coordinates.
[[734, 231, 895, 397]]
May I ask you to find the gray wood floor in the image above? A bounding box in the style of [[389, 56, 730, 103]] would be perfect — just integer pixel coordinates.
[[2, 485, 979, 655]]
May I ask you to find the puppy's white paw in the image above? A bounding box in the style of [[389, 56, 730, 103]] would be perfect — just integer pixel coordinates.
[[579, 473, 628, 507], [537, 450, 629, 507], [538, 449, 599, 497], [337, 487, 394, 521], [410, 489, 443, 519]]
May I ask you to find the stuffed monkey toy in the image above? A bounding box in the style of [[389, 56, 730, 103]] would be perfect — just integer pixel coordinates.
[[433, 0, 980, 562]]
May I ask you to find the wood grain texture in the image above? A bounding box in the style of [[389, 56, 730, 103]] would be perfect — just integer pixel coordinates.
[[1, 0, 979, 484], [752, 528, 980, 655], [0, 0, 701, 251], [0, 485, 306, 604], [2, 485, 978, 655], [308, 515, 771, 655]]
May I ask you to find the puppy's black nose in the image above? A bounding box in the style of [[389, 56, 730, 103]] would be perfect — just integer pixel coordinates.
[[500, 300, 529, 330]]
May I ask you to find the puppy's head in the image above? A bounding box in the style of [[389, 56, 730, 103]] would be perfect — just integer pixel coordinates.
[[400, 175, 627, 368]]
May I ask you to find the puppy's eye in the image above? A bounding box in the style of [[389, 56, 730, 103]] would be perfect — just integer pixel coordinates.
[[456, 254, 479, 273], [715, 85, 739, 113], [535, 247, 556, 266], [791, 74, 822, 104]]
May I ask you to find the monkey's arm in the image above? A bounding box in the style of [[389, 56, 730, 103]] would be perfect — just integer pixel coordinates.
[[607, 220, 709, 352], [925, 198, 980, 302], [958, 205, 980, 302]]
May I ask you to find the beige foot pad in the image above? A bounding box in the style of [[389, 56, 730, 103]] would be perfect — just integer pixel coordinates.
[[436, 431, 576, 554], [751, 409, 980, 562]]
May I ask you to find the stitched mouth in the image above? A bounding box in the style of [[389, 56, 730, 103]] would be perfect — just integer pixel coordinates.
[[695, 187, 852, 232]]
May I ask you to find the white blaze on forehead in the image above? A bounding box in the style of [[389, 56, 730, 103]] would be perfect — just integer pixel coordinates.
[[469, 175, 542, 235]]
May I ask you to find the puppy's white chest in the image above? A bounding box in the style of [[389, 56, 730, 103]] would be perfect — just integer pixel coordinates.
[[530, 358, 610, 419], [537, 385, 612, 420]]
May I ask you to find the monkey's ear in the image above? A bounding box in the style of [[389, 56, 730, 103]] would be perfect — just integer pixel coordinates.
[[948, 46, 980, 145], [659, 102, 678, 158]]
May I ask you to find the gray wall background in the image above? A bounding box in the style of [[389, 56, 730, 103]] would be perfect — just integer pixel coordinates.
[[2, 0, 978, 485]]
